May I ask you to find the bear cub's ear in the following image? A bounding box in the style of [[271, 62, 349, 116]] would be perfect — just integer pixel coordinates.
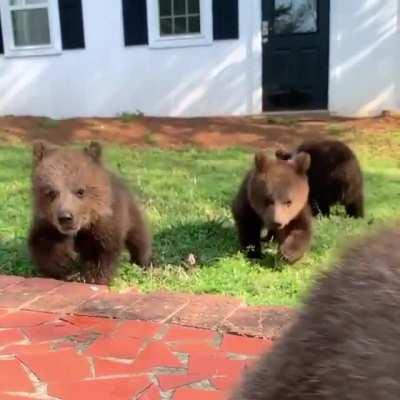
[[32, 140, 56, 166], [84, 141, 102, 163], [293, 152, 311, 175], [254, 151, 269, 172]]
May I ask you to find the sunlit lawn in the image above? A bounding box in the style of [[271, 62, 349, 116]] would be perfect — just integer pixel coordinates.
[[0, 129, 399, 305]]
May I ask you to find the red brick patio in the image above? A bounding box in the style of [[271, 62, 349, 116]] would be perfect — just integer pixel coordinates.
[[0, 276, 294, 400]]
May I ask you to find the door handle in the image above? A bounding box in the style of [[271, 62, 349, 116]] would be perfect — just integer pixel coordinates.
[[262, 20, 269, 43]]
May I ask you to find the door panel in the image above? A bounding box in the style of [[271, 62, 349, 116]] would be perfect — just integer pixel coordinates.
[[262, 0, 330, 111]]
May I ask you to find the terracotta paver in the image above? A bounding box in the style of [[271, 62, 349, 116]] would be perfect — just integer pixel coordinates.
[[222, 306, 296, 339], [157, 373, 210, 391], [27, 282, 107, 313], [0, 328, 26, 346], [221, 334, 273, 356], [0, 359, 35, 393], [139, 384, 162, 400], [0, 275, 25, 290], [131, 341, 184, 372], [18, 348, 92, 383], [170, 294, 243, 329], [164, 324, 217, 342], [173, 388, 228, 400], [117, 291, 190, 322], [94, 358, 136, 377], [113, 320, 161, 339], [0, 274, 288, 399], [48, 376, 152, 400], [76, 291, 139, 318], [0, 342, 52, 356], [0, 278, 62, 308], [0, 277, 292, 337], [61, 314, 120, 335], [0, 310, 55, 328], [23, 319, 84, 342], [85, 336, 143, 359]]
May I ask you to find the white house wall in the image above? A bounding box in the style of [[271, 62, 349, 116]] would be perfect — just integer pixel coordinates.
[[329, 0, 400, 117], [1, 0, 400, 119], [0, 0, 262, 119]]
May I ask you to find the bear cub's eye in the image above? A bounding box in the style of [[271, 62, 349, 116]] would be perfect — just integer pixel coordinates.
[[46, 190, 59, 201], [76, 188, 85, 198], [284, 200, 292, 207], [265, 198, 274, 206]]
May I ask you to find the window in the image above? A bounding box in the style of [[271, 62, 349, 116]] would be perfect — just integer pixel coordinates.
[[0, 0, 62, 57], [159, 0, 201, 36], [274, 0, 318, 35], [147, 0, 213, 48]]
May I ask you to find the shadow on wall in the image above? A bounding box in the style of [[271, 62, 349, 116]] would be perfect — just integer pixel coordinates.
[[330, 0, 399, 116], [0, 1, 261, 118]]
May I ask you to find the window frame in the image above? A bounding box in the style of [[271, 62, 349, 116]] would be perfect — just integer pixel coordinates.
[[146, 0, 213, 49], [0, 0, 62, 57]]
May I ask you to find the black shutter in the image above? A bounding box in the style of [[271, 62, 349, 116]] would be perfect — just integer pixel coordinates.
[[122, 0, 148, 46], [58, 0, 85, 49], [0, 12, 4, 55], [213, 0, 239, 40]]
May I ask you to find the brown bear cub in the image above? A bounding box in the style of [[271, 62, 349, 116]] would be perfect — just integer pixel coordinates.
[[29, 141, 152, 285], [232, 227, 400, 400], [276, 139, 364, 218], [232, 151, 312, 263]]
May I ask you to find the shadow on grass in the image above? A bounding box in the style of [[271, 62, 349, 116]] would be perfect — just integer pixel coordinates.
[[153, 220, 287, 271], [0, 237, 35, 277], [153, 220, 237, 267]]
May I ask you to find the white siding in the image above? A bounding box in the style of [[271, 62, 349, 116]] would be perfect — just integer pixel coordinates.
[[0, 0, 262, 118], [1, 0, 399, 118], [329, 0, 400, 117]]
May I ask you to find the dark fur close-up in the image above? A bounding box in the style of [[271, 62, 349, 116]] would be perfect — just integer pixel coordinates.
[[232, 151, 312, 263], [276, 139, 364, 218], [232, 227, 400, 400], [29, 141, 152, 285]]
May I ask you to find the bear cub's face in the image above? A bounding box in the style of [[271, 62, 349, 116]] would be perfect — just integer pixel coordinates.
[[248, 151, 310, 230], [32, 141, 112, 236]]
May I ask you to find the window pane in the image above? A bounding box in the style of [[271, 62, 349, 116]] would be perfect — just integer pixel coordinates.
[[188, 16, 200, 33], [160, 17, 173, 35], [174, 16, 187, 34], [26, 0, 48, 5], [173, 0, 186, 15], [9, 0, 47, 5], [159, 0, 172, 17], [188, 0, 199, 14], [25, 0, 48, 5], [274, 0, 317, 34], [12, 8, 51, 46]]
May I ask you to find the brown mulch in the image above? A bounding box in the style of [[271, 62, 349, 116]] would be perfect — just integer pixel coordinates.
[[0, 113, 399, 150]]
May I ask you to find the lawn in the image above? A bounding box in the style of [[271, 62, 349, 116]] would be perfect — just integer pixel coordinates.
[[0, 130, 399, 306]]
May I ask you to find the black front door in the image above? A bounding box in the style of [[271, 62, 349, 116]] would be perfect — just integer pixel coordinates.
[[262, 0, 330, 111]]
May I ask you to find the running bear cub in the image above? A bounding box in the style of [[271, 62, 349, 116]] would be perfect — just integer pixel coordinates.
[[276, 139, 364, 218], [232, 151, 312, 263], [232, 227, 400, 400], [29, 141, 152, 285]]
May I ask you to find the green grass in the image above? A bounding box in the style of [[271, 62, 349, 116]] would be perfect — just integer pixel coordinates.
[[0, 133, 399, 306], [118, 110, 145, 123], [36, 117, 60, 129]]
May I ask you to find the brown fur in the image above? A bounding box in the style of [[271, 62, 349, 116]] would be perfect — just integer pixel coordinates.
[[29, 141, 152, 284], [232, 151, 312, 263], [276, 139, 364, 217], [232, 227, 400, 400]]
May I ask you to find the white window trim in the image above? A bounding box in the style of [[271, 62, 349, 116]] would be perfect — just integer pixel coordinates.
[[146, 0, 213, 49], [0, 0, 62, 57]]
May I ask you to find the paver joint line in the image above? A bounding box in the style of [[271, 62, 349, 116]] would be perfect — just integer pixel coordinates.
[[0, 275, 294, 400]]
